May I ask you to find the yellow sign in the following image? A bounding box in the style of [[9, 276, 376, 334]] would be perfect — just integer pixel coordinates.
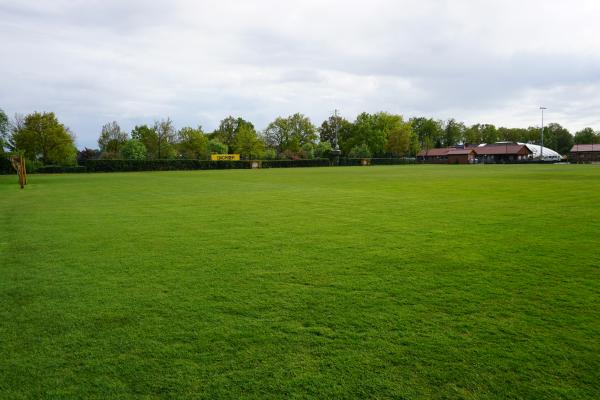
[[211, 154, 240, 161]]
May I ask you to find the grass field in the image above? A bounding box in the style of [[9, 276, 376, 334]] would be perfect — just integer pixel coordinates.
[[1, 165, 599, 399]]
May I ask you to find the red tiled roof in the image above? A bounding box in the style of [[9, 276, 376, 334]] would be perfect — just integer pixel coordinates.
[[570, 144, 600, 152]]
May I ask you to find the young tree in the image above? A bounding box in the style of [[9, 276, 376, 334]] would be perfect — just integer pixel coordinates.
[[98, 121, 128, 156], [11, 111, 76, 164], [121, 140, 147, 160], [177, 126, 208, 159]]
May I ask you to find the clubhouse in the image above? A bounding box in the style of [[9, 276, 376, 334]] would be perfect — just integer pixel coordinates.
[[569, 144, 600, 163], [417, 143, 533, 164]]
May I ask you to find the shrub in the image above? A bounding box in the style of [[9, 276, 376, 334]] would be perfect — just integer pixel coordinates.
[[348, 143, 372, 159]]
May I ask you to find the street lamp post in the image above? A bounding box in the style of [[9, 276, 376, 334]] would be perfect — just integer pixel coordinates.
[[540, 106, 547, 160]]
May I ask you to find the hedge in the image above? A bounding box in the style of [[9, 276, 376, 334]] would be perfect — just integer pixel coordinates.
[[339, 157, 416, 166], [35, 165, 87, 173], [0, 157, 11, 174], [79, 158, 331, 172]]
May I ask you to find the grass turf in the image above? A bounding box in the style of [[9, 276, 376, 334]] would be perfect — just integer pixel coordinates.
[[1, 165, 599, 399]]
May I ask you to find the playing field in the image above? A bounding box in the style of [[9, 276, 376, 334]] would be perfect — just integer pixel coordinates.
[[1, 165, 599, 399]]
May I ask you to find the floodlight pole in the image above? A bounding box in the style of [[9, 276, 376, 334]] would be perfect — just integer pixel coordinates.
[[540, 106, 547, 160], [334, 109, 340, 151]]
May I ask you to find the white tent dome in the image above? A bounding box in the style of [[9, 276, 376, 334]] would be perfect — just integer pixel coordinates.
[[520, 143, 562, 160]]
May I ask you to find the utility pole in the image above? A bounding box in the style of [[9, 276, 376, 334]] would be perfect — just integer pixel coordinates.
[[331, 109, 342, 165], [334, 109, 340, 151], [540, 106, 547, 160]]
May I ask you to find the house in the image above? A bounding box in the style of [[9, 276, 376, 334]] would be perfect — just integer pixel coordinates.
[[418, 144, 531, 164], [569, 144, 600, 163]]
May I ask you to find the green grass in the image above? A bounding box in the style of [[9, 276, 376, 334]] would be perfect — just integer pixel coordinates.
[[1, 165, 599, 399]]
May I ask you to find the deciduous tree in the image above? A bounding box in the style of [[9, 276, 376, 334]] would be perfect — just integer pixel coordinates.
[[11, 111, 76, 164], [98, 121, 128, 156], [177, 127, 208, 159]]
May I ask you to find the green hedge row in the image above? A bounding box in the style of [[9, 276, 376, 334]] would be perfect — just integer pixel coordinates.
[[338, 158, 416, 166], [1, 157, 416, 175], [78, 158, 331, 172], [0, 157, 11, 174]]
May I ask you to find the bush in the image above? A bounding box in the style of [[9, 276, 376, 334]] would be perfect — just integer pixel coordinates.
[[260, 159, 330, 168], [80, 159, 252, 172], [35, 165, 87, 173], [0, 157, 12, 174], [339, 157, 416, 166], [348, 143, 372, 159]]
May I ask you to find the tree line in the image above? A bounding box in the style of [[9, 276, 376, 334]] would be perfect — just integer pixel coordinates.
[[1, 107, 599, 166]]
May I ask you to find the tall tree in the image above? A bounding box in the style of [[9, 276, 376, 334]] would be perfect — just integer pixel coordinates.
[[11, 111, 76, 164], [443, 119, 466, 147], [131, 124, 158, 159], [212, 116, 255, 148], [410, 117, 444, 149], [98, 121, 128, 156], [264, 113, 317, 155], [481, 124, 498, 144], [574, 127, 597, 144], [543, 123, 573, 154], [0, 108, 8, 154], [385, 117, 414, 156], [154, 118, 177, 159], [232, 124, 264, 159], [177, 126, 208, 159], [318, 114, 351, 149]]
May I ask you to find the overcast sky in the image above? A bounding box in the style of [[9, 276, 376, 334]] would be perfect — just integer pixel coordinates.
[[1, 0, 599, 148]]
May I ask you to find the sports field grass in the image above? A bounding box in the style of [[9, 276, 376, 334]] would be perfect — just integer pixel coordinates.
[[1, 165, 599, 399]]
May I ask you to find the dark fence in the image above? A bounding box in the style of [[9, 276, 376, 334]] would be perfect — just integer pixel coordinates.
[[0, 157, 11, 174], [1, 156, 419, 175], [339, 157, 416, 166], [78, 158, 331, 172]]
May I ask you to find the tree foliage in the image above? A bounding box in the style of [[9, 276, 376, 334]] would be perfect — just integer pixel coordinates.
[[574, 127, 598, 144], [121, 140, 147, 160], [98, 121, 128, 156], [177, 127, 208, 159], [154, 118, 177, 159], [264, 113, 317, 155], [0, 108, 9, 154], [11, 111, 76, 164], [232, 124, 264, 159], [131, 125, 158, 159], [212, 116, 255, 148]]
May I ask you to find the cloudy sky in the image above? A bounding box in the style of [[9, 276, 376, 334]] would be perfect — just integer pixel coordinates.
[[1, 0, 599, 148]]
